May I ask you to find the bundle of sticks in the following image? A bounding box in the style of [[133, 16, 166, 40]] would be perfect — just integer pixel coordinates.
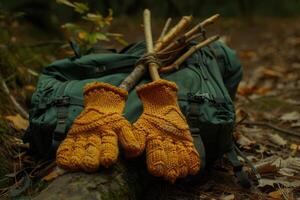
[[119, 11, 220, 90]]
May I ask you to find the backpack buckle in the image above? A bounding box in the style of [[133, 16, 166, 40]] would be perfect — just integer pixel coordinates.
[[52, 96, 70, 106], [187, 92, 205, 103]]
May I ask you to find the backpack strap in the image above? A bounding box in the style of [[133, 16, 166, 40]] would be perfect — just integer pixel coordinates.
[[52, 96, 70, 142], [49, 82, 72, 156], [226, 147, 252, 188], [69, 40, 81, 58], [185, 92, 206, 171]]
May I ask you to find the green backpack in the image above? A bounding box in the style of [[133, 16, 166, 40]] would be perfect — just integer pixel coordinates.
[[23, 41, 250, 187]]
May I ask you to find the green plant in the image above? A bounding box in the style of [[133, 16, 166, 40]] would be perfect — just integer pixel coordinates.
[[57, 0, 127, 53]]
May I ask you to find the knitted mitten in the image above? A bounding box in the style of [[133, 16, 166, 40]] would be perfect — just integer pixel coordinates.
[[56, 82, 143, 172], [133, 79, 201, 183]]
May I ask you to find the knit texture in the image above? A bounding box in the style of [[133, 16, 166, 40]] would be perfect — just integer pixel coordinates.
[[56, 82, 143, 172], [133, 79, 201, 183]]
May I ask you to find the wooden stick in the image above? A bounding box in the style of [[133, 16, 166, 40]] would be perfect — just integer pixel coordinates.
[[118, 64, 147, 91], [241, 121, 300, 138], [160, 14, 219, 53], [120, 13, 190, 89], [119, 14, 214, 90], [154, 15, 192, 52], [156, 32, 202, 63], [185, 14, 219, 39], [0, 75, 29, 119], [158, 18, 172, 40], [143, 9, 160, 81], [159, 35, 219, 73]]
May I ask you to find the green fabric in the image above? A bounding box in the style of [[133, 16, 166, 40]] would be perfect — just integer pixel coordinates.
[[25, 41, 243, 166]]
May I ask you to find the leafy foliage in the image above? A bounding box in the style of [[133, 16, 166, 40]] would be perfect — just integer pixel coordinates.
[[56, 0, 127, 53]]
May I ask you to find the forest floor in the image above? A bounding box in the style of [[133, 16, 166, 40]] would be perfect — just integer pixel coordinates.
[[1, 16, 300, 200]]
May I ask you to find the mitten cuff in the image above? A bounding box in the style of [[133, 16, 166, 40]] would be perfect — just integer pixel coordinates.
[[84, 82, 128, 97], [136, 79, 177, 95], [136, 80, 179, 109]]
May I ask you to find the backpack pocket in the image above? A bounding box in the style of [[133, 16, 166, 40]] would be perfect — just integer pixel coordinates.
[[178, 93, 235, 165]]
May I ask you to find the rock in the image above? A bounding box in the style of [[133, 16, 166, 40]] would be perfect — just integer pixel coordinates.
[[34, 160, 142, 200]]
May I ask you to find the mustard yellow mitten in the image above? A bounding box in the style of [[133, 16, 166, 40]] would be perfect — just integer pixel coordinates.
[[133, 79, 201, 183], [56, 82, 144, 172]]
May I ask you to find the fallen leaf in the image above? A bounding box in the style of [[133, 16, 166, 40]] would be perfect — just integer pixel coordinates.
[[235, 132, 256, 150], [237, 86, 256, 96], [278, 168, 298, 177], [280, 111, 300, 122], [262, 68, 283, 79], [255, 156, 279, 174], [258, 178, 300, 188], [220, 194, 235, 200], [24, 85, 36, 92], [42, 167, 67, 182], [268, 190, 282, 199], [291, 121, 300, 128], [235, 108, 248, 123], [290, 144, 299, 156], [268, 134, 287, 146], [239, 50, 257, 61], [5, 114, 29, 131], [255, 86, 272, 95]]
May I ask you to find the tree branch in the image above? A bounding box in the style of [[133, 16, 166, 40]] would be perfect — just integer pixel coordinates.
[[241, 120, 300, 137], [0, 75, 29, 119], [143, 9, 160, 81]]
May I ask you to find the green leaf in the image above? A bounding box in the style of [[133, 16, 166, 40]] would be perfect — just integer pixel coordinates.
[[61, 23, 81, 31], [103, 9, 113, 26], [86, 33, 109, 44], [114, 36, 128, 46], [73, 2, 89, 14], [83, 13, 105, 27], [107, 33, 128, 46], [56, 0, 75, 7]]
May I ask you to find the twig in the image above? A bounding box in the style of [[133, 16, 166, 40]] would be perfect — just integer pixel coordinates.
[[120, 12, 190, 90], [12, 143, 30, 149], [185, 14, 219, 39], [0, 75, 29, 119], [160, 35, 219, 73], [159, 18, 172, 40], [119, 13, 218, 90], [155, 15, 192, 52], [144, 9, 160, 81], [160, 14, 219, 53], [118, 64, 147, 91], [241, 120, 300, 137]]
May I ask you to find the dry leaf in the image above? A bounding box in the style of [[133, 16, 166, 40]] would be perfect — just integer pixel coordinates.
[[268, 134, 287, 146], [5, 114, 29, 131], [278, 168, 298, 177], [291, 121, 300, 128], [237, 85, 256, 96], [239, 50, 257, 61], [24, 84, 36, 92], [262, 68, 283, 79], [235, 132, 256, 150], [42, 167, 66, 182], [280, 111, 300, 122], [268, 190, 282, 199], [220, 194, 235, 200], [255, 156, 279, 174], [258, 178, 300, 188], [235, 108, 248, 123], [290, 144, 299, 156], [255, 87, 272, 95]]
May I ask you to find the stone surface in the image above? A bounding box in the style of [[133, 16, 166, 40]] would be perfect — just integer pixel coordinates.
[[34, 161, 141, 200]]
